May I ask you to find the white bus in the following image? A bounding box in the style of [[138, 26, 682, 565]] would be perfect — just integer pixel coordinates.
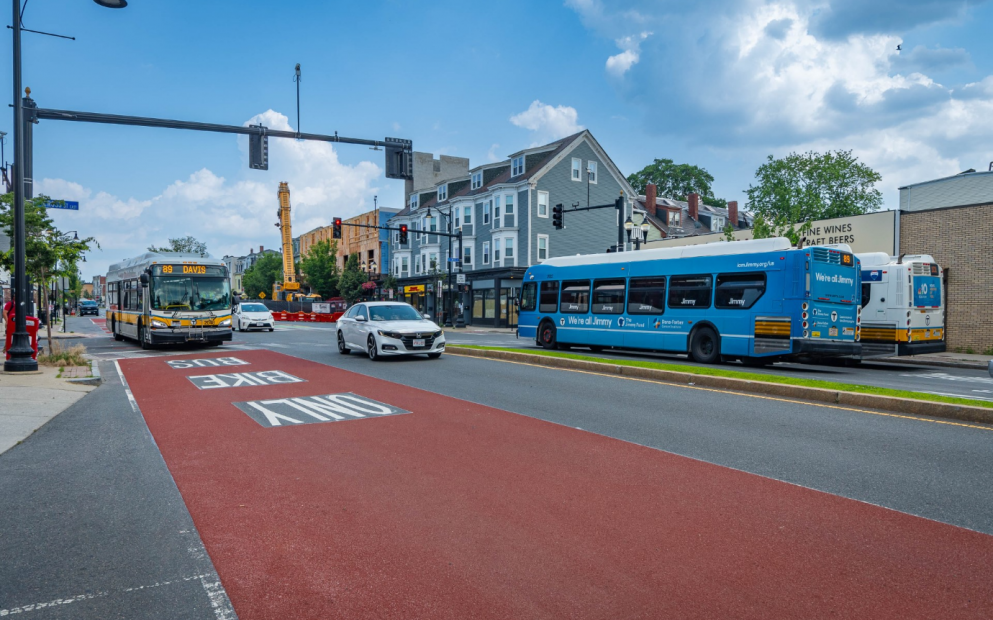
[[106, 252, 233, 349], [856, 253, 945, 358]]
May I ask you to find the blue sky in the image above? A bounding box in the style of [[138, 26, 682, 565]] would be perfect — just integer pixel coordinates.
[[4, 0, 992, 281]]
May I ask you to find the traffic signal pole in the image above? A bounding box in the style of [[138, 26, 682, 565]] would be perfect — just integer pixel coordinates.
[[554, 193, 627, 252]]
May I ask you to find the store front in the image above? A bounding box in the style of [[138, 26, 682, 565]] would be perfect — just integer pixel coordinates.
[[468, 272, 524, 328]]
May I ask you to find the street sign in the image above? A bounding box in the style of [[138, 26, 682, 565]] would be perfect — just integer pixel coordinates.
[[456, 274, 466, 284], [259, 292, 266, 299], [43, 199, 79, 211], [447, 257, 459, 263]]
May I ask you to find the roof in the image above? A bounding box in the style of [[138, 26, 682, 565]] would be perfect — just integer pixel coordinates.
[[898, 169, 993, 190], [635, 194, 753, 238], [540, 237, 793, 268]]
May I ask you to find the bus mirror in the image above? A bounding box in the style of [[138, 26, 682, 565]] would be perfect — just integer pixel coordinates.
[[139, 273, 149, 286]]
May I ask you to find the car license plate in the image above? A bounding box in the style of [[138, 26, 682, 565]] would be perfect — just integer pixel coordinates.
[[829, 327, 838, 337], [412, 338, 426, 348]]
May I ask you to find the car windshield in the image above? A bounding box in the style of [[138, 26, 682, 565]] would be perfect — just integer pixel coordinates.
[[369, 304, 423, 322], [151, 276, 231, 312], [239, 303, 268, 312], [81, 301, 96, 306]]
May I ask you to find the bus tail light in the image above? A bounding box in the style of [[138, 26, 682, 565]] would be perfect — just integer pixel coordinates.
[[802, 321, 809, 329], [802, 312, 808, 320], [802, 302, 808, 311], [856, 315, 861, 324]]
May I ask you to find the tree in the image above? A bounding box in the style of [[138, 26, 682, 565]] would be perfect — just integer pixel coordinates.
[[745, 150, 882, 238], [148, 235, 209, 256], [381, 273, 398, 295], [0, 193, 97, 343], [722, 221, 736, 242], [337, 254, 368, 304], [751, 214, 774, 240], [242, 253, 282, 300], [299, 239, 340, 299], [627, 158, 727, 208]]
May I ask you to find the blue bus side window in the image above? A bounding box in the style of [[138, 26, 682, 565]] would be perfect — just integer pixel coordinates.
[[627, 277, 666, 315], [592, 279, 625, 314], [539, 281, 559, 313], [521, 282, 537, 312], [668, 275, 712, 309], [560, 280, 591, 314], [714, 272, 766, 309]]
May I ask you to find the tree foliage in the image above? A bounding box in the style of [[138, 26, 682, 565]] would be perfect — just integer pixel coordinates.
[[0, 192, 97, 342], [242, 253, 283, 299], [337, 254, 369, 304], [148, 235, 209, 256], [626, 158, 727, 208], [722, 221, 736, 242], [745, 150, 882, 238], [299, 239, 340, 299]]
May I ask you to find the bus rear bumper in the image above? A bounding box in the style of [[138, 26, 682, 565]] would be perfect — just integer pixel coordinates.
[[792, 339, 862, 357], [897, 341, 946, 356]]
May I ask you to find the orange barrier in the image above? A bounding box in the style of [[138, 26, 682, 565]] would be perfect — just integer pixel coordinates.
[[272, 311, 343, 323]]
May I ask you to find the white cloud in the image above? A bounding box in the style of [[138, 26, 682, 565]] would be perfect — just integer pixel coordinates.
[[509, 100, 584, 146], [486, 143, 501, 162], [606, 32, 652, 77], [37, 109, 382, 279]]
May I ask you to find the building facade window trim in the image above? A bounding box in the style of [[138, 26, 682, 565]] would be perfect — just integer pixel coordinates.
[[512, 155, 525, 177], [587, 161, 598, 184], [571, 157, 582, 181], [537, 234, 549, 261], [537, 191, 549, 218]]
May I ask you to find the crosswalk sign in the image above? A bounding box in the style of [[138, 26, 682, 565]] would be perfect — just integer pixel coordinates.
[[259, 292, 266, 299]]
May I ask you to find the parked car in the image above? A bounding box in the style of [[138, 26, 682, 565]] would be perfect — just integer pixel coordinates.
[[336, 301, 445, 360], [78, 300, 99, 316], [234, 302, 275, 332]]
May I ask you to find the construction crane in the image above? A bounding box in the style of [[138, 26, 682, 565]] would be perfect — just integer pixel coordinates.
[[273, 182, 302, 301]]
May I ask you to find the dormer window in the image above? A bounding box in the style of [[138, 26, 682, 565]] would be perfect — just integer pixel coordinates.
[[512, 155, 525, 177], [437, 184, 447, 202], [668, 210, 681, 227], [409, 194, 419, 210], [471, 171, 483, 190]]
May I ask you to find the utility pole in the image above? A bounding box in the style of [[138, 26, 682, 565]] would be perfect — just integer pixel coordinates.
[[294, 63, 301, 136]]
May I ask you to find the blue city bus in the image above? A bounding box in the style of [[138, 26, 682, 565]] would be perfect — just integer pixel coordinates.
[[517, 238, 862, 365]]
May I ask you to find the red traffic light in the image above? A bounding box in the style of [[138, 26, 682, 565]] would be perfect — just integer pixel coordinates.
[[399, 224, 408, 233]]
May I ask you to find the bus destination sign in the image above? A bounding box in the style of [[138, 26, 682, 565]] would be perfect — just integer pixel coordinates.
[[153, 264, 227, 277]]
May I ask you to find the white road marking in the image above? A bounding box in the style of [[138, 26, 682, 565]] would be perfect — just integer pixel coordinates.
[[902, 372, 993, 385], [924, 391, 993, 402]]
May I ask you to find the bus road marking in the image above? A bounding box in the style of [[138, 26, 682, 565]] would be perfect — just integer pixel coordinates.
[[234, 393, 410, 428], [167, 357, 250, 369], [188, 370, 305, 390]]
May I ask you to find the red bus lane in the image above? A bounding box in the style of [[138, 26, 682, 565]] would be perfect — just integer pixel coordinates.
[[118, 350, 993, 619]]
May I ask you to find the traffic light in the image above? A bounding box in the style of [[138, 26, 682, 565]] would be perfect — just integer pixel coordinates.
[[249, 124, 268, 170], [332, 217, 342, 239], [398, 224, 408, 244], [384, 137, 413, 180], [552, 203, 564, 229]]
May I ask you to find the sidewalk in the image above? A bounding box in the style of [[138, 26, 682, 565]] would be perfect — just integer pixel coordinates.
[[452, 325, 517, 334], [880, 351, 991, 370], [0, 365, 98, 455]]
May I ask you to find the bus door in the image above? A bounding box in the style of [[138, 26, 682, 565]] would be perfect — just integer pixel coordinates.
[[623, 276, 667, 351]]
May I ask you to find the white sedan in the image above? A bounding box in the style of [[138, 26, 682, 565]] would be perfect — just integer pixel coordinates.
[[234, 302, 275, 332], [336, 302, 445, 360]]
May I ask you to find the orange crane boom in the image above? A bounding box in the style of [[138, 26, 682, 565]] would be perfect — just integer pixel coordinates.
[[274, 182, 301, 300]]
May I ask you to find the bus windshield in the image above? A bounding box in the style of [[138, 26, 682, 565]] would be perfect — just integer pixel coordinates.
[[151, 276, 231, 312]]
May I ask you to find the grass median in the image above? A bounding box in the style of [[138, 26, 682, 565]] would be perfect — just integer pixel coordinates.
[[448, 345, 993, 410]]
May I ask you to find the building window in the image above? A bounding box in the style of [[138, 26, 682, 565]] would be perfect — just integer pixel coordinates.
[[537, 234, 548, 261], [572, 158, 581, 181], [471, 171, 483, 190], [711, 216, 724, 232], [483, 201, 491, 224], [494, 195, 502, 228], [420, 219, 427, 241], [463, 245, 472, 266], [429, 253, 438, 272], [505, 237, 514, 259], [463, 205, 472, 225], [401, 256, 409, 278], [454, 208, 460, 229], [494, 241, 501, 264], [437, 184, 448, 202], [587, 161, 598, 184], [512, 155, 525, 177], [537, 191, 549, 218], [669, 211, 681, 227], [415, 255, 421, 274], [505, 194, 514, 217], [429, 217, 437, 233], [409, 194, 419, 210], [482, 241, 490, 264]]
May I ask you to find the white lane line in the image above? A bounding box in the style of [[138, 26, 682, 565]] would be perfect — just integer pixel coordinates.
[[113, 362, 238, 620], [0, 573, 221, 617], [924, 391, 993, 402]]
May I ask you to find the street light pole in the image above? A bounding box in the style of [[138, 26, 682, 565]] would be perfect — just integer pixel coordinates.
[[5, 0, 37, 371]]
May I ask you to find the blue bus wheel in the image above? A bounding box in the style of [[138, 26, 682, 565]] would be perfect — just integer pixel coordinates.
[[690, 327, 720, 364]]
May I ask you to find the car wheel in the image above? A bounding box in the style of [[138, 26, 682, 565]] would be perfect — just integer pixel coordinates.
[[337, 331, 350, 354], [538, 321, 557, 350], [367, 334, 379, 361], [689, 326, 720, 364], [428, 352, 442, 359]]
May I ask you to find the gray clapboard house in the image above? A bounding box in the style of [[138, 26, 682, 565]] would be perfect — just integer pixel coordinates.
[[388, 130, 637, 327]]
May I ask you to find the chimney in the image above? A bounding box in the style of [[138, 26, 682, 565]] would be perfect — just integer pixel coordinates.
[[260, 246, 264, 253], [644, 183, 657, 217], [728, 201, 738, 226], [688, 193, 699, 221]]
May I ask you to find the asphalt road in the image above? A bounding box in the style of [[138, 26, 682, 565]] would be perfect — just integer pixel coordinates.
[[3, 315, 990, 618]]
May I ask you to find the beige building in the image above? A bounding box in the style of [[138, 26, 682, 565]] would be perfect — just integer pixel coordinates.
[[298, 208, 399, 276]]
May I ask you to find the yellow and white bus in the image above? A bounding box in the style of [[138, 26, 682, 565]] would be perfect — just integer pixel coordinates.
[[106, 252, 233, 349], [856, 252, 945, 358]]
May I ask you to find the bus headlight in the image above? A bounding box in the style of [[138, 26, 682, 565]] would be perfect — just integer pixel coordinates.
[[219, 318, 232, 327], [151, 319, 168, 329]]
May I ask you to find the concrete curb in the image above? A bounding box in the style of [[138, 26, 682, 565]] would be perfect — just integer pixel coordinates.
[[448, 347, 993, 426], [67, 360, 102, 386]]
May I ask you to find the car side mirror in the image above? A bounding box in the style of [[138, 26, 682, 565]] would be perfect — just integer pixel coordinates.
[[355, 315, 367, 322], [139, 273, 149, 286], [423, 313, 431, 319]]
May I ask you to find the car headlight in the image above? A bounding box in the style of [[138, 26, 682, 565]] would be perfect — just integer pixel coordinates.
[[150, 319, 168, 328], [378, 330, 403, 339], [434, 331, 443, 338], [219, 318, 232, 327]]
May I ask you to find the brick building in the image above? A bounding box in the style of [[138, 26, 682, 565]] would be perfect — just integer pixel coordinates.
[[899, 171, 993, 353], [298, 208, 399, 277]]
